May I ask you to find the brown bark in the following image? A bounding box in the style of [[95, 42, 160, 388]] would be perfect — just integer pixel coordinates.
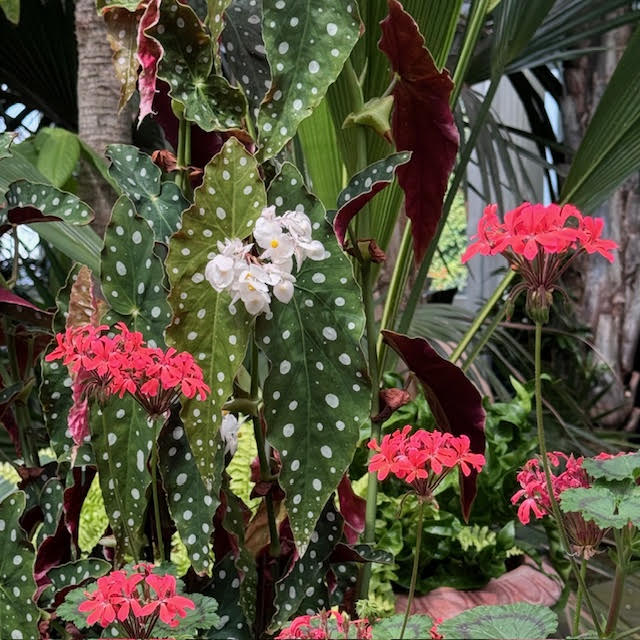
[[75, 0, 133, 237], [562, 22, 640, 423]]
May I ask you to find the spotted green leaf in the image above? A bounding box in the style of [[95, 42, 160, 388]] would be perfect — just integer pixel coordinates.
[[256, 163, 369, 554], [39, 558, 111, 608], [257, 0, 362, 160], [166, 137, 266, 491], [148, 0, 248, 131], [438, 603, 558, 639], [92, 402, 151, 562], [207, 0, 233, 70], [271, 500, 343, 628], [223, 0, 271, 119], [106, 144, 189, 244], [104, 7, 143, 111], [159, 421, 223, 575], [36, 478, 64, 546], [101, 195, 171, 345], [5, 181, 94, 225], [582, 452, 640, 481], [0, 492, 41, 639]]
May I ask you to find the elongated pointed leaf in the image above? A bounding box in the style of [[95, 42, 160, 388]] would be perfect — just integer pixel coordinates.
[[256, 163, 369, 554], [257, 0, 362, 160], [207, 0, 233, 69], [167, 138, 266, 491], [36, 478, 64, 545], [382, 331, 485, 521], [148, 0, 247, 131], [101, 195, 172, 344], [137, 0, 161, 123], [106, 143, 188, 244], [333, 152, 411, 247], [0, 492, 41, 639], [35, 128, 81, 189], [379, 0, 458, 263]]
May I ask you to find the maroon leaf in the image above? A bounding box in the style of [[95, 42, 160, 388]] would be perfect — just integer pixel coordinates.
[[337, 474, 366, 545], [137, 0, 161, 124], [63, 467, 97, 552], [0, 287, 52, 327], [381, 330, 485, 520], [379, 0, 459, 263]]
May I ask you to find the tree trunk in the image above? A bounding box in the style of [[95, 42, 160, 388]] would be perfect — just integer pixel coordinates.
[[562, 22, 640, 425], [75, 0, 133, 237]]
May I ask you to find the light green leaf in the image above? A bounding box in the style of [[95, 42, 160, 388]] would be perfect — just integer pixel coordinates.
[[257, 0, 362, 160], [560, 486, 626, 529], [0, 132, 15, 159], [256, 163, 369, 554], [0, 0, 19, 23], [35, 127, 81, 189], [106, 143, 188, 244], [31, 222, 102, 274], [561, 25, 640, 213], [372, 614, 434, 640], [149, 0, 247, 131], [166, 137, 266, 491], [583, 452, 640, 481], [438, 603, 558, 639], [101, 194, 172, 343], [78, 473, 109, 553], [0, 492, 41, 640]]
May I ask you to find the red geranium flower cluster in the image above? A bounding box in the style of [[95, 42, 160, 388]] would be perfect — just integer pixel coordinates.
[[78, 564, 194, 637], [46, 322, 209, 419], [368, 426, 485, 500], [276, 610, 371, 639], [461, 203, 617, 322]]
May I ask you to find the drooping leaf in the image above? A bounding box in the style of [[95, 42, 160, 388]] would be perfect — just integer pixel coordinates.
[[148, 0, 248, 131], [4, 181, 94, 226], [104, 7, 143, 111], [0, 492, 41, 639], [583, 452, 640, 481], [257, 0, 362, 160], [332, 151, 411, 248], [371, 614, 434, 640], [101, 194, 172, 343], [378, 0, 459, 263], [35, 128, 81, 188], [222, 0, 271, 119], [166, 137, 265, 491], [158, 420, 223, 574], [438, 603, 558, 639], [271, 500, 343, 628], [382, 331, 486, 521], [106, 143, 188, 244], [256, 163, 369, 554]]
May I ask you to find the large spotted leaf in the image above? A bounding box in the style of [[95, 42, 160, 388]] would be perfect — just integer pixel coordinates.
[[167, 138, 266, 491], [0, 492, 41, 639], [4, 181, 93, 225], [223, 0, 271, 119], [101, 195, 171, 345], [92, 402, 151, 562], [38, 558, 111, 609], [106, 144, 188, 244], [256, 163, 369, 554], [35, 478, 64, 546], [257, 0, 361, 160], [148, 0, 247, 131], [207, 0, 233, 70], [159, 421, 223, 575]]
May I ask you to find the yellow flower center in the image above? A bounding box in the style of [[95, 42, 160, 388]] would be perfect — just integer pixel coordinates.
[[270, 238, 279, 248]]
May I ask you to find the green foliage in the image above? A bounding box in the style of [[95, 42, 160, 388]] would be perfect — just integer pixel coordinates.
[[371, 614, 434, 640], [31, 127, 80, 188], [227, 417, 259, 509], [78, 473, 109, 553]]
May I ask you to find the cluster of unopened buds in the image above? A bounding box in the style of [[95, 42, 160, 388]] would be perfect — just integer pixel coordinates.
[[46, 323, 209, 436], [276, 609, 372, 639], [205, 205, 327, 316], [78, 564, 194, 636], [368, 426, 486, 501], [462, 202, 617, 322], [511, 451, 619, 558]]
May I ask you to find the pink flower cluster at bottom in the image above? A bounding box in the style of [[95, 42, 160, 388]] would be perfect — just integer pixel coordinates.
[[276, 610, 371, 639]]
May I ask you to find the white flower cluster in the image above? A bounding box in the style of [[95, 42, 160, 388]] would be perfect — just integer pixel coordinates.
[[204, 206, 327, 315]]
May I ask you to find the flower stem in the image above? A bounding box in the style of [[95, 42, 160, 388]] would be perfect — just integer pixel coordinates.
[[534, 321, 603, 637], [150, 422, 165, 562], [399, 499, 425, 640], [360, 261, 382, 599], [451, 270, 515, 365], [461, 301, 507, 373], [573, 555, 587, 636], [605, 528, 627, 636]]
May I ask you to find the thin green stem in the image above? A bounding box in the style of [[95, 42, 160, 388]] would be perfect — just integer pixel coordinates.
[[616, 624, 640, 640], [175, 114, 187, 191], [360, 262, 382, 600], [604, 528, 626, 636], [250, 339, 280, 559], [451, 270, 515, 365], [399, 500, 425, 640], [534, 321, 603, 637], [461, 301, 507, 373], [150, 424, 165, 562], [573, 555, 587, 637]]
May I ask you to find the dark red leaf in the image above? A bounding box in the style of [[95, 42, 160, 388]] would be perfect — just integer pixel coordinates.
[[379, 0, 459, 263], [0, 287, 52, 320], [381, 330, 485, 520], [0, 207, 71, 238], [137, 0, 162, 124], [63, 467, 96, 552], [337, 474, 366, 544]]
